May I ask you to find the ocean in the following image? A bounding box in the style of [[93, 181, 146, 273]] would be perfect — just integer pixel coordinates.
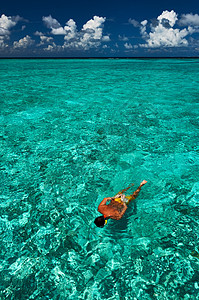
[[0, 58, 199, 299]]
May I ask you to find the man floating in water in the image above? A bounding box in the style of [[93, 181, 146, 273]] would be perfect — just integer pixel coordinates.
[[94, 180, 147, 228]]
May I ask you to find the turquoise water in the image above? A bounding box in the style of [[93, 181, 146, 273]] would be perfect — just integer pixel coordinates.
[[0, 59, 199, 299]]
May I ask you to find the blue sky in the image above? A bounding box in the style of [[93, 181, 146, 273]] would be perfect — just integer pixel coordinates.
[[1, 0, 199, 57]]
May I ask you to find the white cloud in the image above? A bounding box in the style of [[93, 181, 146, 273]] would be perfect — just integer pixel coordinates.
[[0, 13, 23, 50], [13, 35, 35, 49], [42, 15, 67, 35], [51, 27, 66, 35], [179, 13, 199, 27], [34, 31, 44, 36], [140, 20, 148, 39], [12, 15, 25, 23], [129, 18, 140, 27], [0, 14, 19, 37], [82, 16, 105, 39], [42, 15, 75, 36], [124, 42, 133, 49], [64, 19, 77, 40], [140, 10, 190, 48], [128, 10, 199, 49], [37, 34, 53, 46], [0, 38, 8, 49], [44, 45, 54, 51], [77, 16, 106, 49], [42, 15, 107, 51], [42, 15, 61, 30], [157, 10, 177, 27], [40, 35, 53, 43], [44, 42, 58, 51], [102, 35, 110, 42], [141, 20, 147, 27], [118, 34, 128, 41]]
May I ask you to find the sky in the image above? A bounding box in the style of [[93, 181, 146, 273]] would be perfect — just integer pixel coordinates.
[[1, 0, 199, 57]]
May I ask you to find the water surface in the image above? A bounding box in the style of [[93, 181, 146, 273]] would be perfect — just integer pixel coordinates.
[[0, 59, 199, 299]]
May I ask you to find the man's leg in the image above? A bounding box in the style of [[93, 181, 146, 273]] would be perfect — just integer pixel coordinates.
[[127, 180, 147, 203], [118, 183, 134, 194]]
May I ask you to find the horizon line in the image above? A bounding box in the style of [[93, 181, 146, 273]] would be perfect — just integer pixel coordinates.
[[0, 56, 199, 59]]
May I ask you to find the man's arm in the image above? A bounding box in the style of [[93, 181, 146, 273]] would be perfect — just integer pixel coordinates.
[[98, 197, 128, 220], [98, 197, 112, 211], [98, 197, 114, 218]]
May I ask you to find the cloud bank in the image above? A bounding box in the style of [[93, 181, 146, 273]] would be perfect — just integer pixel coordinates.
[[129, 10, 199, 49], [42, 15, 109, 51], [0, 14, 23, 37], [0, 13, 109, 53], [0, 10, 199, 55], [13, 35, 35, 49], [0, 14, 23, 48], [124, 42, 133, 49]]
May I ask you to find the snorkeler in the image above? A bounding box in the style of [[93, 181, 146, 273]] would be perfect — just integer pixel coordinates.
[[94, 180, 147, 228]]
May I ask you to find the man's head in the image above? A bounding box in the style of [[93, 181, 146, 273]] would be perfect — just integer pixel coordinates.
[[94, 216, 106, 228]]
